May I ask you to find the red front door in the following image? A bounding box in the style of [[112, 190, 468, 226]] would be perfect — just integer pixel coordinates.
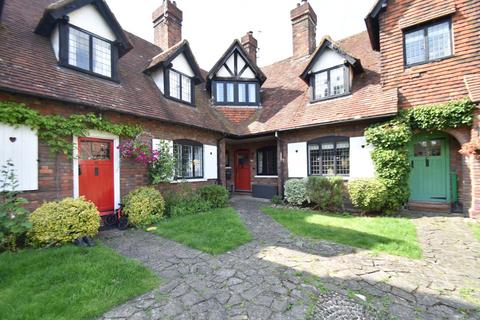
[[78, 138, 114, 213], [235, 150, 251, 191]]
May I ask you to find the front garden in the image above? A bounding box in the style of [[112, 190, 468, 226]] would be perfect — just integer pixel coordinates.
[[0, 245, 158, 320]]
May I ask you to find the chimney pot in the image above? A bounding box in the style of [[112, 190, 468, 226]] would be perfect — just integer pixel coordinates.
[[152, 0, 183, 49], [290, 0, 317, 57]]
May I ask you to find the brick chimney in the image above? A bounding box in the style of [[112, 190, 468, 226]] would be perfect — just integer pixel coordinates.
[[241, 31, 258, 64], [290, 0, 317, 57], [152, 0, 183, 50]]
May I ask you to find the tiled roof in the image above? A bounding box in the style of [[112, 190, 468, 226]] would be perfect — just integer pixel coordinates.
[[0, 0, 397, 137], [465, 74, 480, 103], [0, 0, 225, 132], [234, 31, 398, 135]]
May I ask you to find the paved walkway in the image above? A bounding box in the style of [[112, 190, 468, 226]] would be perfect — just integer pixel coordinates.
[[100, 196, 480, 320]]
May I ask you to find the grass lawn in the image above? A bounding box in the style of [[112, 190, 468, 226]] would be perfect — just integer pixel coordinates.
[[153, 207, 252, 254], [262, 207, 422, 259], [468, 222, 480, 242], [0, 245, 159, 320]]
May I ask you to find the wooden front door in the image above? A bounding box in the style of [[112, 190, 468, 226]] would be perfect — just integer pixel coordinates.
[[78, 138, 114, 213], [408, 135, 450, 202], [235, 150, 251, 191]]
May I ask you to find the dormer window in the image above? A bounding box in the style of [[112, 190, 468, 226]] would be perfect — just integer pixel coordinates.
[[167, 69, 193, 104], [213, 81, 258, 105], [68, 26, 112, 78], [311, 65, 349, 101]]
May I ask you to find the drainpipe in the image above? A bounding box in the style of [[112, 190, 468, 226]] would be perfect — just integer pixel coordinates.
[[275, 131, 285, 198]]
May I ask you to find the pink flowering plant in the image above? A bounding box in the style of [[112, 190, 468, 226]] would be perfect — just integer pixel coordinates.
[[118, 139, 176, 184]]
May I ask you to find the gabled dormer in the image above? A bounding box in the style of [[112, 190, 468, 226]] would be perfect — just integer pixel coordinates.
[[145, 40, 204, 106], [207, 38, 266, 107], [35, 0, 132, 81], [300, 36, 363, 103]]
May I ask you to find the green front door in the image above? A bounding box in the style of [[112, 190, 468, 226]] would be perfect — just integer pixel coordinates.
[[408, 135, 450, 202]]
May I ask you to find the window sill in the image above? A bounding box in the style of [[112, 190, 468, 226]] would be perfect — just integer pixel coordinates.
[[214, 104, 260, 108], [404, 55, 454, 69], [164, 95, 195, 107], [170, 178, 208, 184], [309, 93, 352, 105], [59, 63, 119, 83], [254, 175, 278, 179]]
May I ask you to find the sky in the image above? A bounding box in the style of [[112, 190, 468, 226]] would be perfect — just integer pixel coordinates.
[[105, 0, 376, 68]]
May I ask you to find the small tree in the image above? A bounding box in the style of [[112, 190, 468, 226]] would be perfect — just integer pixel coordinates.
[[0, 160, 31, 251]]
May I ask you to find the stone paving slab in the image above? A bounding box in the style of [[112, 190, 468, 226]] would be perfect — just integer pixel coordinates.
[[99, 196, 480, 319]]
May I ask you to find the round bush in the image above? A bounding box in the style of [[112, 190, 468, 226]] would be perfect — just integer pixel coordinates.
[[348, 178, 388, 214], [307, 176, 344, 211], [284, 178, 309, 207], [29, 197, 100, 246], [197, 184, 229, 208], [122, 187, 165, 226]]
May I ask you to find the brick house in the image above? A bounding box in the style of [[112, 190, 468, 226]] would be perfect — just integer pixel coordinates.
[[0, 0, 479, 217]]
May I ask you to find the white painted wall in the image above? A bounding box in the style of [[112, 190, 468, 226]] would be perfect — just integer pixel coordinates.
[[215, 52, 255, 79], [50, 25, 60, 60], [152, 69, 165, 93], [349, 136, 375, 178], [217, 66, 231, 77], [311, 48, 346, 73], [73, 130, 120, 209], [204, 145, 218, 180], [0, 124, 38, 191], [68, 4, 116, 41], [171, 53, 194, 77], [287, 142, 308, 178]]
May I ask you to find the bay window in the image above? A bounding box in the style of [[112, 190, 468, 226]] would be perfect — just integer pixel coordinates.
[[311, 65, 349, 102], [174, 141, 203, 179], [308, 138, 350, 176], [404, 19, 452, 66]]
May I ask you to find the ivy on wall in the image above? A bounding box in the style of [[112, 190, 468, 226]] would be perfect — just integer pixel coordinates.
[[365, 98, 475, 213], [0, 101, 142, 157]]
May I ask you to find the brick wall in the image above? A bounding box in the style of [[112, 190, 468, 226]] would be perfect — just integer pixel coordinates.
[[379, 0, 480, 108], [0, 92, 224, 211], [216, 107, 257, 124]]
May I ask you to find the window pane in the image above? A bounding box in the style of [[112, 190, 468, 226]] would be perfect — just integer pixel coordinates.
[[405, 29, 426, 65], [257, 151, 263, 174], [321, 143, 335, 175], [169, 70, 181, 99], [314, 72, 328, 100], [308, 144, 321, 175], [248, 83, 256, 103], [330, 67, 345, 96], [226, 83, 234, 102], [181, 75, 192, 103], [428, 21, 451, 60], [238, 83, 247, 103], [193, 146, 202, 177], [69, 28, 90, 70], [92, 37, 111, 77], [336, 141, 349, 176], [216, 82, 224, 103], [181, 145, 193, 178]]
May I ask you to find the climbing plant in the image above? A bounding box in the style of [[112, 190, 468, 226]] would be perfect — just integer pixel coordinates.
[[365, 98, 475, 214], [0, 101, 142, 157]]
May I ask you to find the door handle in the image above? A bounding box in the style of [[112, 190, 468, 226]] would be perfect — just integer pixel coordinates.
[[425, 159, 429, 167], [94, 167, 99, 176]]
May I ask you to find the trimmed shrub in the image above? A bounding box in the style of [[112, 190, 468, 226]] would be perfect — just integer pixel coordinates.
[[29, 197, 100, 246], [271, 195, 283, 205], [284, 178, 309, 207], [306, 176, 344, 211], [348, 178, 388, 214], [197, 184, 229, 208], [122, 187, 165, 226], [169, 194, 212, 217]]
